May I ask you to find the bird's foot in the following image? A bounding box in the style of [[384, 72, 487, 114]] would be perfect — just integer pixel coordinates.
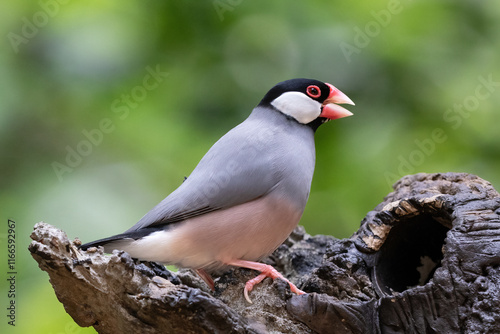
[[227, 259, 305, 303], [195, 268, 215, 291]]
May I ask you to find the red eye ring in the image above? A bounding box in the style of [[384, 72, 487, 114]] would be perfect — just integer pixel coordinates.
[[306, 85, 321, 98]]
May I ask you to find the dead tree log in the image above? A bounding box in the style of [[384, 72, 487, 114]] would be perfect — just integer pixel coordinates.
[[29, 173, 500, 333]]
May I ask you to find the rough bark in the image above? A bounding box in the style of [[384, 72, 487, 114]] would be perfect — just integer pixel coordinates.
[[29, 173, 500, 333]]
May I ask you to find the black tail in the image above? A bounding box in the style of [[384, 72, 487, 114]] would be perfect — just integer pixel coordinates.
[[79, 228, 160, 251], [79, 234, 126, 251]]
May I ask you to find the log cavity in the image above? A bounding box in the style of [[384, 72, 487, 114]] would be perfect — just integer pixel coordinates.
[[373, 213, 451, 295]]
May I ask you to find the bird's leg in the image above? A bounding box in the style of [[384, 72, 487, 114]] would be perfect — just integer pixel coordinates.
[[226, 259, 305, 303], [195, 268, 215, 291]]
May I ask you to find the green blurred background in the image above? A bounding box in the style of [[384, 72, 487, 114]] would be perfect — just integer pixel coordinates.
[[1, 1, 499, 332]]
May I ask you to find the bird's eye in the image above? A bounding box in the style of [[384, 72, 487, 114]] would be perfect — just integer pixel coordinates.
[[306, 85, 321, 98]]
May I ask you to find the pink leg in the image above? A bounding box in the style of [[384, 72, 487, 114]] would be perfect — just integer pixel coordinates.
[[226, 259, 305, 303], [195, 268, 215, 291]]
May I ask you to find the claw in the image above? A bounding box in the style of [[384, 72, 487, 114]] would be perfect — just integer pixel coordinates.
[[243, 272, 267, 303], [244, 287, 252, 304]]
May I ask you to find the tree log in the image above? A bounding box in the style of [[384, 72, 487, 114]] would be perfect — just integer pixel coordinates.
[[29, 173, 500, 333]]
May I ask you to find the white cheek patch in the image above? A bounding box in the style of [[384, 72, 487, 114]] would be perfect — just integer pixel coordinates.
[[270, 91, 322, 124]]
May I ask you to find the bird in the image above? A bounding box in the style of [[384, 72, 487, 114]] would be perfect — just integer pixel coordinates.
[[80, 78, 354, 303]]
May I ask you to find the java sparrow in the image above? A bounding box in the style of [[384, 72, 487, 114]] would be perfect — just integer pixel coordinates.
[[80, 78, 354, 303]]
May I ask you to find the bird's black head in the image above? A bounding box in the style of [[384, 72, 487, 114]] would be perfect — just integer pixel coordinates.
[[258, 78, 354, 130]]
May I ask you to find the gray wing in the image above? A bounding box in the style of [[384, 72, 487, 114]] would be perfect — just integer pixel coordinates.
[[125, 116, 279, 232]]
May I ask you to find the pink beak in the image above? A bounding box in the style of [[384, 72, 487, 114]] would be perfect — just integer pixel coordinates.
[[320, 83, 355, 120]]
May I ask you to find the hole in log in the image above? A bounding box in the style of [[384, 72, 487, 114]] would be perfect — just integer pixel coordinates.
[[373, 214, 450, 295]]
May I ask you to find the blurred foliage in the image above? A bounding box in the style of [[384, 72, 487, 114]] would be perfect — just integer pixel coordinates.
[[1, 1, 500, 332]]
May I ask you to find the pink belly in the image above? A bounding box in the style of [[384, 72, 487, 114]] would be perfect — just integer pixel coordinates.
[[125, 194, 303, 271]]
